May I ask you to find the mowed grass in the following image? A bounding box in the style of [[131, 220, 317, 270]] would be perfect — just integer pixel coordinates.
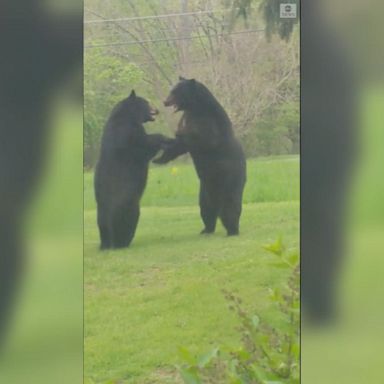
[[84, 156, 299, 383], [84, 155, 299, 211]]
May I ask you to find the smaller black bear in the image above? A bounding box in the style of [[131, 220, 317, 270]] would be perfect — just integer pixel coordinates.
[[94, 91, 170, 250], [154, 77, 246, 236]]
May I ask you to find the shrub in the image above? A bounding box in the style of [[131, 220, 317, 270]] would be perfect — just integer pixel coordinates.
[[177, 238, 300, 384]]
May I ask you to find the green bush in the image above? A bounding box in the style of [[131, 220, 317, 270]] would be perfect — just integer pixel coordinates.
[[84, 47, 146, 168], [242, 102, 299, 158], [177, 238, 300, 384]]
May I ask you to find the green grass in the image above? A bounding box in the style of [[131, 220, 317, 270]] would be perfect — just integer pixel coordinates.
[[84, 156, 299, 383], [84, 155, 299, 211]]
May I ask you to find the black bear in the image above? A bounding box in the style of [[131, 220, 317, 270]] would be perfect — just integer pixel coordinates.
[[94, 90, 170, 249], [154, 77, 246, 236]]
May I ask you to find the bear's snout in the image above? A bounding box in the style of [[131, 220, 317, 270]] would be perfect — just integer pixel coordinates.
[[164, 94, 175, 107]]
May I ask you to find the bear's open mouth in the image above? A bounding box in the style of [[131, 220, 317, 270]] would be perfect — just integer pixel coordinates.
[[165, 101, 179, 113], [164, 94, 179, 112], [149, 108, 159, 120]]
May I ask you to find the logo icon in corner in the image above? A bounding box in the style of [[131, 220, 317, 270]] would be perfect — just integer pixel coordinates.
[[280, 3, 297, 19]]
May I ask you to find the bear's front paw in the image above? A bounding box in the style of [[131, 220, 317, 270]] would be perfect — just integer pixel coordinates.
[[160, 137, 176, 149]]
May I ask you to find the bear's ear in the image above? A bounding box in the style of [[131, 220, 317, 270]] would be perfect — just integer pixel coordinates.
[[189, 78, 196, 86], [179, 76, 186, 81], [129, 90, 136, 99]]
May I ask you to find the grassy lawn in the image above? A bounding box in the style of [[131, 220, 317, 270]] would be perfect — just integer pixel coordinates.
[[84, 156, 299, 383]]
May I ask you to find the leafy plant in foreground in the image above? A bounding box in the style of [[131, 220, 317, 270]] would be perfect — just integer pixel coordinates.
[[177, 238, 300, 384]]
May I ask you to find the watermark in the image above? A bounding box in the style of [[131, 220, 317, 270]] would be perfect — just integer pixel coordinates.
[[280, 3, 297, 19]]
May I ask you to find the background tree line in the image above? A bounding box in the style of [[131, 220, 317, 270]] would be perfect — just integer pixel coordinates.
[[84, 0, 299, 168]]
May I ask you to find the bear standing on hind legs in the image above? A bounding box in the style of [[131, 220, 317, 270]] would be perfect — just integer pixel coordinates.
[[94, 90, 170, 250], [154, 77, 247, 236]]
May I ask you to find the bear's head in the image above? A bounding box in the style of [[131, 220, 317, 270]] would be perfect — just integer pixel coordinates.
[[123, 90, 159, 123], [164, 76, 197, 112]]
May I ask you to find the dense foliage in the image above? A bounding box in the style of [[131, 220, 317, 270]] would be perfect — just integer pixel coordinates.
[[84, 0, 299, 168]]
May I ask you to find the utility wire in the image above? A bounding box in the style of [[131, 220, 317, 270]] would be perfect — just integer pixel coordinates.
[[84, 9, 230, 24], [85, 28, 265, 49]]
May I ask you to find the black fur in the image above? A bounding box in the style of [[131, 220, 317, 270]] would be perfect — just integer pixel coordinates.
[[154, 78, 246, 236], [95, 91, 170, 249]]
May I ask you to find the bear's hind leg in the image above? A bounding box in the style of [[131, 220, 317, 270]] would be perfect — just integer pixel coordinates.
[[220, 193, 242, 236], [199, 185, 219, 234], [112, 202, 140, 249], [97, 208, 112, 250]]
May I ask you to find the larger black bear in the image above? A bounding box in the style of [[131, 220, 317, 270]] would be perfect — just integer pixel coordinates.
[[154, 77, 246, 236], [95, 91, 169, 249]]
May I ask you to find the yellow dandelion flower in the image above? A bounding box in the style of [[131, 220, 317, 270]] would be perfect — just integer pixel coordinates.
[[171, 167, 179, 176]]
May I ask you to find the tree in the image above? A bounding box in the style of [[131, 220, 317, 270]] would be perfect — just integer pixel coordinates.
[[84, 0, 300, 167], [229, 0, 300, 41]]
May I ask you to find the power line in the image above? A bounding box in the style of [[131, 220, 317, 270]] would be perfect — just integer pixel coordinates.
[[84, 9, 230, 24], [85, 28, 265, 49]]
